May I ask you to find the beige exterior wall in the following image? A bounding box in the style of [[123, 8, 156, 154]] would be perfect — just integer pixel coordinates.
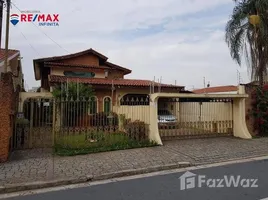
[[113, 105, 150, 124], [51, 68, 64, 76]]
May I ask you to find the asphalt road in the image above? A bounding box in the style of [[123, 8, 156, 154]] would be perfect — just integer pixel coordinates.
[[4, 159, 268, 200]]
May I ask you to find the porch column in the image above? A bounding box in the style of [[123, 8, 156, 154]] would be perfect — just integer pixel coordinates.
[[149, 96, 163, 145], [232, 97, 252, 139]]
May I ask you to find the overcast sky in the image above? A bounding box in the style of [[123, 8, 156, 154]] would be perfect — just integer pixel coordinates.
[[2, 0, 249, 91]]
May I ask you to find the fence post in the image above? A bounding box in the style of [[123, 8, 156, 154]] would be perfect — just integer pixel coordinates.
[[52, 99, 56, 147], [29, 100, 34, 148]]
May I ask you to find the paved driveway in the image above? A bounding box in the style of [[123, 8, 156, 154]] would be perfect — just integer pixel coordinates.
[[1, 137, 268, 186]]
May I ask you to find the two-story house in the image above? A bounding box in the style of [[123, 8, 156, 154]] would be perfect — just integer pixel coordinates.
[[33, 48, 185, 113]]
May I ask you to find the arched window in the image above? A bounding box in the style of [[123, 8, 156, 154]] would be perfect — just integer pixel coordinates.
[[89, 96, 98, 114], [103, 97, 111, 113]]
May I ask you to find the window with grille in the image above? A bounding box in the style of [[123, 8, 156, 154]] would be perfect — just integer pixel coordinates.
[[103, 97, 111, 113]]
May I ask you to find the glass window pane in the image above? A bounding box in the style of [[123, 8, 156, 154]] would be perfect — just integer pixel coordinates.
[[104, 97, 111, 113]]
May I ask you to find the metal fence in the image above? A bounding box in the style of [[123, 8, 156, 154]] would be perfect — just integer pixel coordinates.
[[12, 95, 235, 150], [13, 98, 53, 149], [158, 97, 233, 140], [13, 97, 151, 150]]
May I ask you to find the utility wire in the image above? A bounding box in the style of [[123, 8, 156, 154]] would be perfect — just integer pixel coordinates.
[[17, 26, 41, 57], [11, 2, 70, 54]]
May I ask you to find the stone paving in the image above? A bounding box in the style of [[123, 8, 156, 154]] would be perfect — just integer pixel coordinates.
[[1, 137, 268, 186]]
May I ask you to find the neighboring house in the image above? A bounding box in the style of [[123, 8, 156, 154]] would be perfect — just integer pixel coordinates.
[[28, 87, 39, 92], [0, 48, 24, 91], [193, 85, 238, 94], [33, 48, 185, 113]]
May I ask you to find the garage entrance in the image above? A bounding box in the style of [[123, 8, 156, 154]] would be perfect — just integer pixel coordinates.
[[158, 97, 233, 140]]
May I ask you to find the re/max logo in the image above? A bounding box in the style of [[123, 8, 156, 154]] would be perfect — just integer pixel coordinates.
[[20, 14, 59, 22]]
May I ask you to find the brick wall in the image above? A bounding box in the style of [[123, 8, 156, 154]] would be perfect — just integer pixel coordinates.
[[0, 73, 15, 162], [63, 54, 99, 66]]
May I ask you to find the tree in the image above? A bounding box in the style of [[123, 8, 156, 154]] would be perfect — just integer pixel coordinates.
[[52, 82, 95, 126], [225, 0, 268, 85], [52, 82, 94, 100]]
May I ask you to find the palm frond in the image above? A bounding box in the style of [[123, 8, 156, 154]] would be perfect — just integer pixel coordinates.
[[226, 0, 268, 84]]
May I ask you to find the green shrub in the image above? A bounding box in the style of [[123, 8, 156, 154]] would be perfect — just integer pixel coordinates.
[[125, 120, 147, 141], [250, 85, 268, 136], [90, 112, 119, 127]]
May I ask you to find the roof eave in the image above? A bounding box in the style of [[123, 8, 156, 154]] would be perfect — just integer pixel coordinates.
[[105, 61, 132, 75], [43, 62, 110, 70], [33, 48, 108, 63], [123, 70, 132, 75]]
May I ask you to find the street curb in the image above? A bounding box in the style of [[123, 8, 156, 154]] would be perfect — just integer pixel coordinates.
[[0, 162, 191, 194]]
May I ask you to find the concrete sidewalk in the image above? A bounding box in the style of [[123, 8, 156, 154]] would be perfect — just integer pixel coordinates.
[[1, 137, 268, 193]]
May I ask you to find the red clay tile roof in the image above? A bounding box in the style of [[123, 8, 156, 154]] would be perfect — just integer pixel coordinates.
[[33, 48, 132, 78], [193, 85, 238, 94], [34, 48, 108, 63], [0, 49, 20, 61], [49, 75, 184, 88], [44, 62, 110, 70]]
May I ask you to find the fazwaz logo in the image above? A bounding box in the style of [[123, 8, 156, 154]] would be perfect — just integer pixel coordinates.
[[10, 14, 19, 25]]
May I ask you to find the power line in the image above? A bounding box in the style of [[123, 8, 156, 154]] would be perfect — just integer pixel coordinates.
[[17, 26, 41, 57], [11, 2, 70, 54]]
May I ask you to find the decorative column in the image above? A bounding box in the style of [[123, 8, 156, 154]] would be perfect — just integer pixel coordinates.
[[233, 85, 252, 139], [149, 95, 163, 145]]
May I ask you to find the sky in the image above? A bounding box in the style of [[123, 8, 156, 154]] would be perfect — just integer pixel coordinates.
[[2, 0, 250, 91]]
